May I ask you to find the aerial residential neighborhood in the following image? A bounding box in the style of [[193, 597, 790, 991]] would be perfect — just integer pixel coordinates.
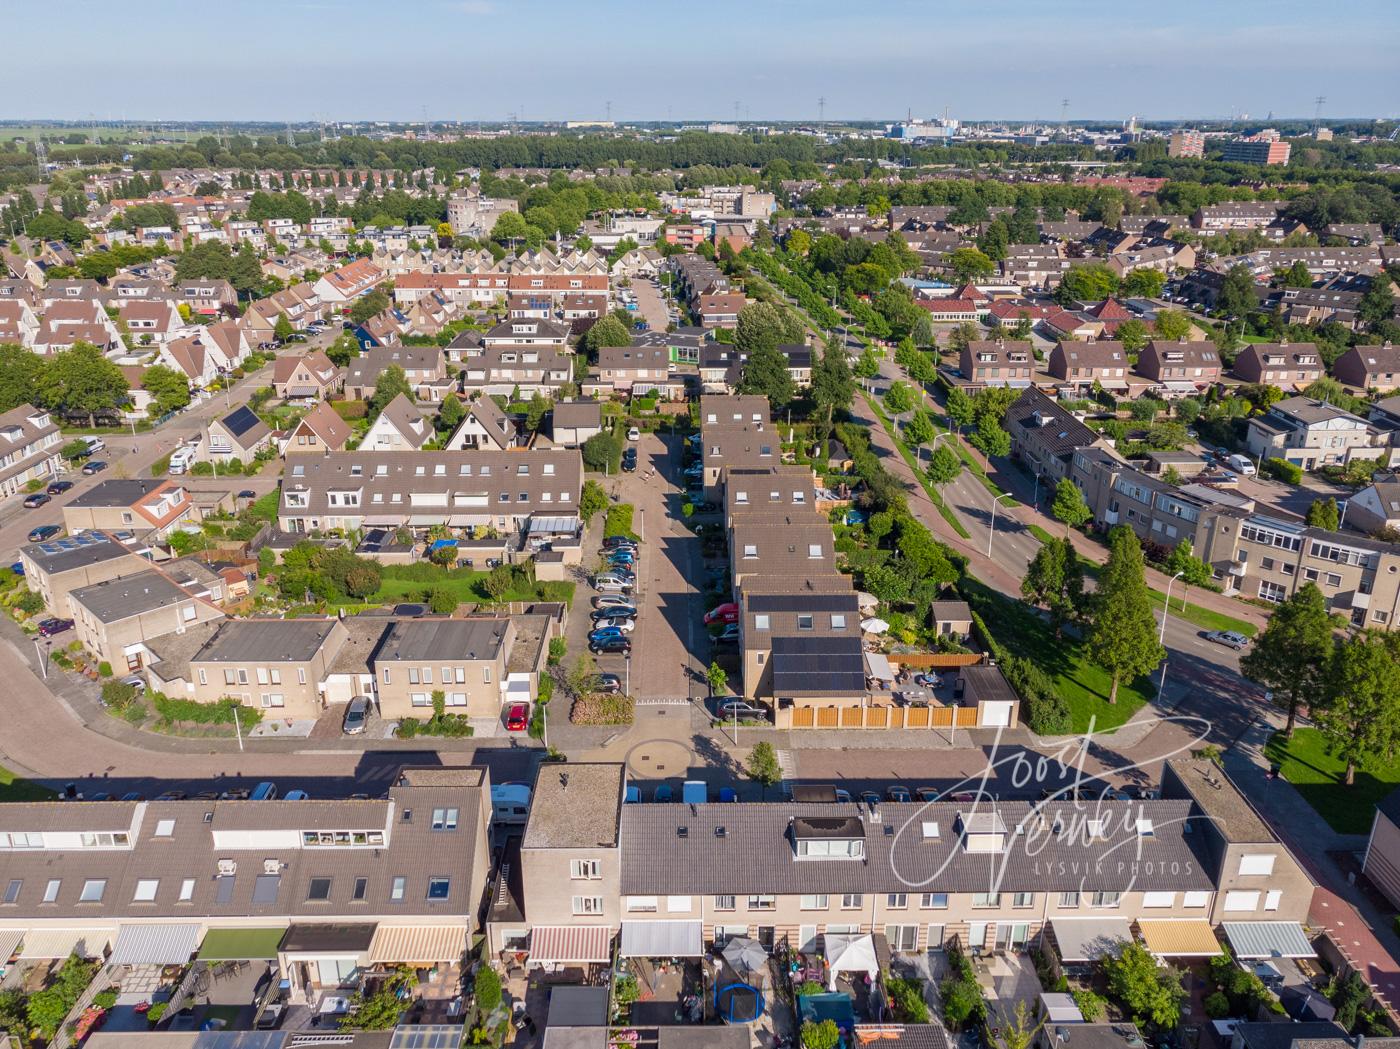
[[0, 5, 1397, 1048]]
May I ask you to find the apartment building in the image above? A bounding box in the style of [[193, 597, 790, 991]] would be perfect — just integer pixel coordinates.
[[1168, 130, 1206, 158], [0, 767, 492, 1005], [1223, 139, 1291, 165], [1191, 203, 1284, 232], [278, 450, 583, 533], [312, 258, 385, 305], [0, 404, 63, 499], [1245, 397, 1391, 470], [1333, 342, 1400, 393], [1006, 388, 1101, 485], [958, 339, 1035, 388], [446, 191, 519, 236], [62, 479, 195, 539], [494, 758, 1312, 964], [1136, 340, 1222, 393], [69, 569, 226, 672], [1230, 343, 1324, 390], [17, 531, 149, 619]]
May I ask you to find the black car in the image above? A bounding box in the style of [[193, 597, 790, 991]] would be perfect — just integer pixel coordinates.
[[589, 635, 631, 655], [22, 492, 51, 508], [238, 489, 256, 500], [594, 673, 623, 694], [46, 480, 74, 496], [622, 453, 637, 473], [27, 524, 61, 543], [591, 605, 637, 621], [81, 460, 108, 475], [602, 536, 637, 550]]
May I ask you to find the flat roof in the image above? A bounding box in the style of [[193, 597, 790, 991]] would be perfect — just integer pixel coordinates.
[[70, 569, 195, 623], [524, 764, 625, 850], [195, 618, 339, 664]]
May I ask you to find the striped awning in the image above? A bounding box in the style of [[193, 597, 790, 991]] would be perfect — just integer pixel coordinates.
[[368, 925, 469, 965], [18, 928, 113, 960], [620, 921, 704, 959], [1222, 921, 1315, 960], [1138, 920, 1223, 958], [0, 929, 25, 961], [529, 925, 612, 964], [109, 924, 202, 966]]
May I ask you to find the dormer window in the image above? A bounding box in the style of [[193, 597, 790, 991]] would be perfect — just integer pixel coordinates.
[[959, 811, 1006, 853], [792, 816, 865, 860]]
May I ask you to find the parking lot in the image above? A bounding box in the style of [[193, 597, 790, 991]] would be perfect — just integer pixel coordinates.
[[567, 433, 708, 702]]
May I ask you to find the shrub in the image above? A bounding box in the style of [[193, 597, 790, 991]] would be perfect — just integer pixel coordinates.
[[887, 977, 931, 1023], [150, 693, 262, 727], [570, 693, 635, 725], [145, 1001, 168, 1024], [16, 589, 44, 615], [548, 637, 567, 665], [603, 503, 636, 539], [1262, 457, 1303, 484], [474, 966, 502, 1015], [427, 587, 457, 615], [97, 661, 113, 677], [92, 990, 118, 1009], [100, 680, 138, 709], [1204, 991, 1231, 1019], [796, 981, 824, 997], [1073, 988, 1108, 1022], [396, 717, 419, 738]]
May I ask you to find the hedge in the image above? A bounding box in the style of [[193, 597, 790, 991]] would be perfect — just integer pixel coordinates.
[[603, 504, 636, 539], [150, 693, 263, 727], [1262, 457, 1302, 484]]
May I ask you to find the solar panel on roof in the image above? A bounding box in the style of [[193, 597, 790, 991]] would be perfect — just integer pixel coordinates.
[[221, 405, 263, 439]]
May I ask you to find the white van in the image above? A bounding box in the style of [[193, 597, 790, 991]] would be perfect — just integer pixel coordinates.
[[1226, 454, 1256, 476], [168, 446, 198, 474], [490, 783, 532, 826], [82, 436, 105, 454]]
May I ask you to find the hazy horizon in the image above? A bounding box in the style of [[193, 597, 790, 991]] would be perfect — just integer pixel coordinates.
[[4, 0, 1395, 126]]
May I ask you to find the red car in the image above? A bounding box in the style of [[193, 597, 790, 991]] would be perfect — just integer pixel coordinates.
[[505, 703, 529, 732], [704, 602, 739, 625]]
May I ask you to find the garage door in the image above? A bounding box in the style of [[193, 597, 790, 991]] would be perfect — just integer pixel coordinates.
[[982, 701, 1014, 727]]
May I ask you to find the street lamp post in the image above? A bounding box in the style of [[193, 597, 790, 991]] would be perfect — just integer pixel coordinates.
[[34, 638, 46, 680], [1158, 570, 1185, 699], [987, 492, 1016, 559]]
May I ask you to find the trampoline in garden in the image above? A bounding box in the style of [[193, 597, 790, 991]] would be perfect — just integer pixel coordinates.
[[714, 980, 764, 1023]]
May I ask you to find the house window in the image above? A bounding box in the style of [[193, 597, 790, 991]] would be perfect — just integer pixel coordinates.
[[307, 878, 332, 901], [573, 896, 603, 915], [133, 879, 159, 902], [1238, 854, 1275, 876], [831, 614, 846, 629], [921, 893, 948, 909], [1142, 892, 1175, 908], [747, 895, 776, 911], [1089, 891, 1121, 908], [1012, 892, 1033, 908], [1059, 892, 1080, 907], [431, 807, 459, 831], [887, 893, 908, 909], [179, 879, 195, 902], [1182, 891, 1209, 908], [2, 880, 20, 904], [754, 615, 769, 630], [390, 877, 406, 902], [841, 894, 863, 909], [972, 893, 1001, 908], [715, 895, 736, 911], [797, 615, 814, 630], [352, 877, 368, 901], [1223, 890, 1259, 912], [1265, 890, 1282, 911], [565, 858, 604, 884], [627, 896, 659, 912], [154, 819, 175, 837], [427, 877, 451, 900], [800, 895, 829, 910]]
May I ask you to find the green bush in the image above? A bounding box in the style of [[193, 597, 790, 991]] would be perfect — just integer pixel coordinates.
[[603, 503, 636, 539], [92, 990, 118, 1009], [146, 1001, 167, 1024], [150, 693, 262, 727], [1262, 457, 1303, 484], [101, 680, 138, 709], [796, 981, 825, 997], [396, 717, 419, 738], [548, 637, 567, 665], [16, 589, 44, 615], [1204, 991, 1230, 1019], [886, 977, 931, 1023]]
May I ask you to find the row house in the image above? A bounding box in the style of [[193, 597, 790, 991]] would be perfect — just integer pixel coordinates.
[[204, 405, 274, 466], [272, 350, 340, 400], [1105, 242, 1196, 278], [0, 298, 39, 347], [344, 345, 452, 403], [444, 397, 522, 452], [1244, 396, 1391, 471], [1237, 246, 1382, 278], [1230, 343, 1324, 390], [592, 344, 679, 398], [278, 449, 583, 534], [1047, 340, 1129, 393], [458, 345, 574, 398], [1190, 202, 1283, 232], [32, 299, 124, 356], [958, 339, 1036, 388], [225, 219, 267, 249], [176, 280, 238, 316], [696, 293, 748, 329], [62, 478, 195, 539], [114, 298, 185, 346], [312, 258, 386, 306], [492, 758, 1312, 966], [1000, 245, 1072, 289], [1005, 387, 1102, 485], [0, 404, 63, 499], [0, 767, 492, 1010], [1136, 340, 1222, 394], [69, 568, 225, 672]]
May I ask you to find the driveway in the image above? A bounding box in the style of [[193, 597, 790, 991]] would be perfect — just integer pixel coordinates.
[[629, 275, 671, 332]]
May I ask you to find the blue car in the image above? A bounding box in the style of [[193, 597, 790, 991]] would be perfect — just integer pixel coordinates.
[[654, 784, 673, 802], [624, 786, 641, 804], [589, 627, 625, 642], [8, 562, 23, 577]]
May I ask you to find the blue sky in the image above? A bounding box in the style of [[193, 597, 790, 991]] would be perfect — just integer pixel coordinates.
[[4, 0, 1397, 123]]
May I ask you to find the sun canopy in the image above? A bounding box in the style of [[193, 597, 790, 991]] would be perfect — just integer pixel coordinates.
[[198, 928, 285, 961], [1138, 919, 1223, 957], [861, 618, 889, 635], [1053, 918, 1132, 963], [620, 921, 703, 958], [863, 651, 894, 684], [18, 928, 112, 960], [0, 929, 25, 962], [825, 933, 880, 991], [109, 923, 202, 966], [369, 925, 469, 965], [721, 936, 768, 978], [530, 925, 612, 964], [1223, 922, 1315, 960]]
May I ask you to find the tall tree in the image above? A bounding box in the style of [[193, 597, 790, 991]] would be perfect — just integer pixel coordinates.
[[810, 335, 855, 432], [969, 421, 1010, 460], [734, 301, 803, 357], [39, 342, 129, 422], [1317, 631, 1400, 785], [904, 408, 936, 451], [945, 385, 976, 429], [883, 381, 914, 415], [0, 343, 49, 413], [1359, 272, 1395, 330], [1050, 478, 1091, 532], [1021, 536, 1084, 637], [1240, 582, 1335, 739], [1087, 527, 1165, 704], [1216, 264, 1258, 319], [369, 364, 412, 413], [348, 288, 391, 326], [854, 345, 881, 381], [738, 344, 797, 408], [926, 444, 962, 489], [141, 364, 192, 416], [1305, 497, 1340, 531], [436, 394, 465, 433]]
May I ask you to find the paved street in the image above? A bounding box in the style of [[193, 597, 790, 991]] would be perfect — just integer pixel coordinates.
[[628, 274, 671, 332]]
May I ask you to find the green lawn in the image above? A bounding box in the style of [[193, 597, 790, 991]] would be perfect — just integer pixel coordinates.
[[961, 578, 1153, 733], [1264, 728, 1399, 834], [0, 764, 53, 802], [370, 569, 575, 608]]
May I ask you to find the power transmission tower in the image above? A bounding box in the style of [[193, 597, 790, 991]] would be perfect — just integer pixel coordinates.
[[1060, 98, 1070, 125], [1313, 95, 1326, 129], [606, 100, 612, 123], [818, 96, 826, 124]]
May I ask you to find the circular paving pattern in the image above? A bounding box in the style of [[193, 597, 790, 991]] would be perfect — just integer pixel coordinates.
[[623, 737, 695, 780]]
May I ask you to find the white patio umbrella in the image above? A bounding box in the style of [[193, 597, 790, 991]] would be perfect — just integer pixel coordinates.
[[861, 617, 890, 635]]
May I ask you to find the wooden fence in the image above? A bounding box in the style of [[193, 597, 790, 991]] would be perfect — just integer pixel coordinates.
[[789, 704, 980, 730]]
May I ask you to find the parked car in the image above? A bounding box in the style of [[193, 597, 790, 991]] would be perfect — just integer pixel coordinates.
[[588, 605, 638, 621], [590, 635, 631, 655], [591, 616, 635, 633], [627, 427, 640, 441], [592, 575, 634, 593], [250, 782, 278, 801], [1205, 629, 1250, 650], [284, 790, 311, 800], [704, 602, 739, 625], [624, 786, 641, 803], [593, 594, 634, 610], [915, 787, 942, 802], [594, 674, 623, 695], [859, 791, 881, 807], [80, 459, 108, 475], [27, 524, 61, 543], [342, 695, 370, 735], [687, 501, 718, 514], [119, 674, 146, 695], [622, 451, 637, 473], [718, 699, 768, 719], [712, 623, 741, 643], [46, 480, 74, 495], [886, 786, 912, 802], [603, 536, 638, 550], [37, 617, 74, 637], [22, 492, 50, 508], [654, 784, 673, 802], [506, 703, 529, 732]]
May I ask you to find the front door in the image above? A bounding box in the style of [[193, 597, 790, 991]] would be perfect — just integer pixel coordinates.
[[757, 926, 774, 952]]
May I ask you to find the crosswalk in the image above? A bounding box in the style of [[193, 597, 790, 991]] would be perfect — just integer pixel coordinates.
[[634, 696, 692, 706]]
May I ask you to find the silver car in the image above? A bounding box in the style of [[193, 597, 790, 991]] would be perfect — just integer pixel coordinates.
[[343, 696, 370, 735]]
